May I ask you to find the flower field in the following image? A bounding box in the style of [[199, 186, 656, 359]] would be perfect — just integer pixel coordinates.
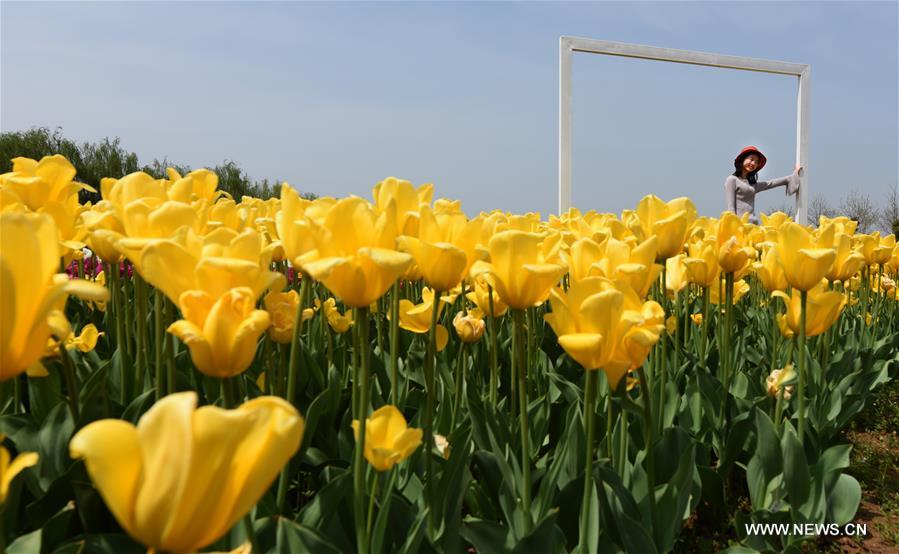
[[1, 154, 898, 553]]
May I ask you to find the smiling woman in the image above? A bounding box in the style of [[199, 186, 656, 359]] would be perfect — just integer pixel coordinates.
[[725, 145, 801, 223]]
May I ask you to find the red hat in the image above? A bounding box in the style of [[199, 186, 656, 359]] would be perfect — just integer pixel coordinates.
[[734, 146, 766, 171]]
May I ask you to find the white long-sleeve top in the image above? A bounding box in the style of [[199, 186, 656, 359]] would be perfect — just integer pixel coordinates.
[[724, 171, 801, 223]]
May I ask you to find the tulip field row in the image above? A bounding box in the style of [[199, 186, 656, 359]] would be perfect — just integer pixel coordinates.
[[1, 155, 898, 553]]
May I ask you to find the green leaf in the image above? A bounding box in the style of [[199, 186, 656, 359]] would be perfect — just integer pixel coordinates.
[[780, 425, 810, 509], [6, 529, 41, 554], [461, 518, 513, 554], [826, 473, 861, 526], [275, 518, 343, 554], [753, 408, 782, 481], [511, 509, 565, 554]]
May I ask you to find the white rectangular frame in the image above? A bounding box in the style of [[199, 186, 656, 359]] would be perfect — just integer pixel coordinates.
[[559, 36, 810, 224]]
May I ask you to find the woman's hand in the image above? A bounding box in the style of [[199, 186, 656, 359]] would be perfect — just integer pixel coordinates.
[[794, 164, 803, 176]]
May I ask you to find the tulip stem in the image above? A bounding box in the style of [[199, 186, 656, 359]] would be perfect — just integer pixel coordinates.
[[773, 382, 786, 436], [700, 287, 710, 362], [122, 268, 134, 400], [165, 297, 176, 395], [390, 282, 401, 405], [487, 285, 499, 407], [60, 349, 80, 422], [353, 306, 372, 554], [513, 309, 532, 533], [719, 272, 734, 428], [798, 289, 808, 443], [636, 364, 657, 539], [154, 289, 165, 400], [579, 369, 599, 553], [424, 291, 441, 537], [276, 274, 310, 514], [451, 342, 467, 432], [134, 274, 149, 395], [366, 471, 378, 545]]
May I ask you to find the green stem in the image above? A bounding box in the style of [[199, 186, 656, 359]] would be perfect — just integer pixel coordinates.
[[353, 307, 372, 554], [700, 287, 710, 361], [276, 275, 310, 514], [513, 309, 532, 533], [579, 369, 599, 552], [121, 269, 134, 400], [424, 291, 441, 537], [451, 342, 466, 431], [134, 274, 148, 395], [60, 349, 80, 421], [154, 289, 165, 400], [366, 471, 379, 546], [390, 282, 400, 405], [798, 289, 808, 443], [165, 298, 175, 395], [488, 285, 499, 406], [720, 272, 734, 426], [636, 365, 657, 538]]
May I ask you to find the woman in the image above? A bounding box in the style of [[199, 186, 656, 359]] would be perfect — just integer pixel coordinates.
[[725, 146, 801, 224]]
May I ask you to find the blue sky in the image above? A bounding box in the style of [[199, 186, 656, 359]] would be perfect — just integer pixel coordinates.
[[2, 1, 896, 218]]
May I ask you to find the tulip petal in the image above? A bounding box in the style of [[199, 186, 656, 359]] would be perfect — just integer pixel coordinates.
[[134, 392, 197, 544], [70, 420, 142, 540]]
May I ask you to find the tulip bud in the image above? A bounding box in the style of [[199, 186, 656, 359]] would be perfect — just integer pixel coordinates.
[[453, 309, 486, 343], [766, 365, 796, 400]]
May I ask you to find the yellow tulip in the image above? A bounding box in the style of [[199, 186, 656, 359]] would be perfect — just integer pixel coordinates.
[[82, 201, 126, 264], [691, 313, 703, 326], [630, 195, 696, 259], [465, 274, 508, 317], [716, 212, 756, 275], [818, 215, 857, 236], [776, 222, 836, 291], [393, 288, 451, 351], [168, 287, 271, 378], [562, 237, 604, 283], [351, 405, 422, 472], [398, 205, 479, 292], [753, 247, 789, 292], [453, 308, 486, 343], [264, 290, 300, 344], [665, 254, 689, 296], [544, 277, 664, 388], [65, 324, 104, 353], [1, 436, 39, 504], [590, 236, 661, 298], [772, 284, 846, 338], [1, 212, 108, 382], [297, 197, 412, 308], [0, 155, 94, 212], [710, 278, 750, 305], [319, 297, 354, 334], [141, 228, 285, 305], [683, 238, 720, 288], [70, 392, 304, 553], [469, 230, 567, 310], [759, 212, 792, 230], [826, 233, 865, 283], [371, 177, 433, 236]]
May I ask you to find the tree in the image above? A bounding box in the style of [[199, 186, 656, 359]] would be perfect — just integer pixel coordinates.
[[876, 185, 898, 235], [838, 188, 879, 234], [765, 201, 795, 219], [1, 127, 315, 202], [808, 193, 836, 227]]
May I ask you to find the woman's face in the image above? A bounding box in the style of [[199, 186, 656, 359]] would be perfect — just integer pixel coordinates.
[[742, 154, 761, 174]]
